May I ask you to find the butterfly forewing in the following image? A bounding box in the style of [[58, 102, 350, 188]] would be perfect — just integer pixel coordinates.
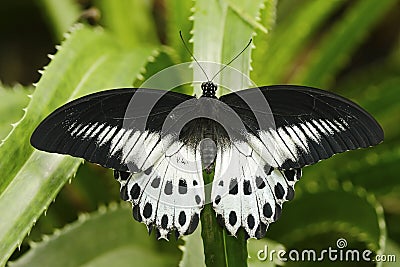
[[30, 88, 194, 172], [220, 85, 384, 170]]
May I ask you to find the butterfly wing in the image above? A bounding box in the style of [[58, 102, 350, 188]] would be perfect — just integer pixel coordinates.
[[219, 85, 384, 170], [211, 141, 302, 238], [31, 88, 194, 172], [213, 85, 383, 238], [114, 141, 204, 240], [31, 88, 206, 239]]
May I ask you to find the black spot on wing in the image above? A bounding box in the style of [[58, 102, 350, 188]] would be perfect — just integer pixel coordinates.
[[286, 187, 295, 201], [243, 180, 252, 195], [132, 205, 142, 222], [120, 185, 129, 201], [247, 214, 255, 229], [143, 203, 152, 219], [164, 181, 173, 195], [151, 177, 161, 188], [179, 179, 187, 194], [195, 195, 202, 205], [229, 211, 237, 226], [255, 176, 265, 189], [229, 179, 238, 195], [161, 215, 168, 229], [185, 213, 199, 235], [255, 223, 268, 239], [284, 170, 295, 181], [263, 203, 273, 218], [214, 195, 221, 205], [130, 184, 141, 200], [274, 183, 285, 200], [274, 204, 282, 221], [179, 211, 186, 226]]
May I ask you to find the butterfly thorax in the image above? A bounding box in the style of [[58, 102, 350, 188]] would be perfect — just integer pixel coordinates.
[[179, 117, 229, 170], [179, 117, 229, 146], [201, 81, 217, 98]]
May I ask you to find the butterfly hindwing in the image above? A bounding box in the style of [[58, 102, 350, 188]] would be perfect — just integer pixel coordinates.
[[212, 141, 302, 238], [30, 88, 194, 172], [220, 85, 384, 170], [115, 141, 204, 239]]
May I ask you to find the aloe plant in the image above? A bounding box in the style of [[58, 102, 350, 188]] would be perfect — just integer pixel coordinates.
[[1, 0, 400, 266]]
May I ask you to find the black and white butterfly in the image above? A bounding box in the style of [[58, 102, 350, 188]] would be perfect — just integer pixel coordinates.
[[30, 81, 383, 240]]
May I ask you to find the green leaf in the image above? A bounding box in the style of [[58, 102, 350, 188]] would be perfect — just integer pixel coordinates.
[[382, 239, 400, 267], [179, 224, 206, 267], [133, 46, 193, 95], [192, 0, 265, 96], [38, 0, 81, 41], [0, 24, 154, 265], [268, 181, 386, 256], [10, 204, 181, 267], [308, 143, 400, 198], [250, 0, 277, 83], [0, 84, 32, 141], [293, 0, 397, 87], [252, 1, 343, 84], [165, 0, 194, 62], [95, 0, 159, 47]]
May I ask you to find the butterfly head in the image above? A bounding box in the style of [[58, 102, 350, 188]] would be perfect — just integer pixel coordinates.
[[201, 81, 217, 98]]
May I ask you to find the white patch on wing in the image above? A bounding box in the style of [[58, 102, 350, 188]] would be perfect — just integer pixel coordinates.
[[82, 122, 99, 139], [111, 129, 132, 154], [109, 128, 126, 155], [96, 125, 110, 144], [102, 126, 117, 145], [277, 127, 297, 160], [248, 118, 348, 167], [122, 130, 141, 157], [89, 122, 105, 139], [71, 124, 83, 136], [319, 119, 334, 135], [70, 123, 82, 136], [285, 125, 308, 152], [305, 121, 321, 141], [76, 124, 90, 138], [326, 119, 340, 132], [143, 134, 174, 171]]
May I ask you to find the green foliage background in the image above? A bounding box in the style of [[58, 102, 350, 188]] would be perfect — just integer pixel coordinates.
[[0, 0, 399, 266]]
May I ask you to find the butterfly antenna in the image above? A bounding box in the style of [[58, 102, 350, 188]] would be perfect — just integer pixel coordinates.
[[210, 38, 253, 81], [179, 31, 210, 81]]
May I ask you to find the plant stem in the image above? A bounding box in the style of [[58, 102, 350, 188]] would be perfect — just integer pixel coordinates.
[[201, 170, 226, 266], [200, 170, 248, 267], [224, 228, 248, 267]]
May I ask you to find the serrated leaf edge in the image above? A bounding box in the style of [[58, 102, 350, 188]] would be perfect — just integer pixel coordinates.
[[8, 202, 129, 266], [0, 23, 84, 148]]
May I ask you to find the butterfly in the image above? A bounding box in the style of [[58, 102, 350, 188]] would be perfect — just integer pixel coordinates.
[[30, 78, 383, 240]]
